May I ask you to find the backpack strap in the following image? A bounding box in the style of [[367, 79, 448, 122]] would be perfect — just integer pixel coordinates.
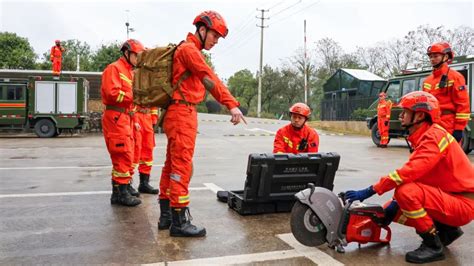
[[174, 70, 191, 105]]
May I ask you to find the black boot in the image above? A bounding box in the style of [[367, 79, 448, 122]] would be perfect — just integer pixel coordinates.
[[170, 207, 206, 237], [405, 228, 445, 263], [128, 181, 140, 197], [138, 173, 159, 194], [111, 181, 142, 207], [434, 221, 464, 247], [158, 199, 172, 230]]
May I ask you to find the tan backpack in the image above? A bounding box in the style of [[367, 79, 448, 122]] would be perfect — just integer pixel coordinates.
[[133, 43, 189, 108]]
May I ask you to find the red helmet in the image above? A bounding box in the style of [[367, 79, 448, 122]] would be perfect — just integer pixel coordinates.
[[193, 10, 228, 38], [55, 40, 60, 44], [289, 103, 311, 118], [427, 42, 454, 63], [398, 91, 440, 123], [379, 92, 386, 98], [121, 39, 145, 54]]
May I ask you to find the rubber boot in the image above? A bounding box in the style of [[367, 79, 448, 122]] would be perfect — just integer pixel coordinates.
[[170, 207, 206, 237], [111, 181, 142, 207], [158, 199, 172, 230], [405, 228, 445, 263], [138, 173, 159, 194], [434, 221, 464, 247], [128, 181, 140, 197]]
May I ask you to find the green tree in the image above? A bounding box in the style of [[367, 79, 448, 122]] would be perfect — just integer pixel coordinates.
[[227, 69, 257, 110], [38, 39, 93, 71], [90, 42, 122, 71], [0, 32, 36, 69]]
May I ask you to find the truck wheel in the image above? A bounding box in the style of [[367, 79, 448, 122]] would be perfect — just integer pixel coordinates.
[[371, 123, 381, 146], [34, 119, 56, 138], [461, 129, 472, 154]]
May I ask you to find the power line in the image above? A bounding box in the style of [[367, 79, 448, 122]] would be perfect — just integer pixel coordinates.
[[269, 0, 302, 19], [268, 1, 321, 27], [267, 0, 285, 10]]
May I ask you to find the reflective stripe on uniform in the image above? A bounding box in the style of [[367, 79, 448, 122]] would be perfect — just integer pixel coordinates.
[[139, 160, 153, 166], [119, 73, 132, 86], [165, 188, 170, 196], [438, 134, 455, 153], [178, 195, 190, 204], [455, 113, 470, 120], [112, 169, 130, 177], [388, 171, 403, 185], [402, 208, 427, 219], [397, 214, 408, 224], [283, 136, 293, 148], [116, 90, 125, 103], [423, 83, 431, 90]]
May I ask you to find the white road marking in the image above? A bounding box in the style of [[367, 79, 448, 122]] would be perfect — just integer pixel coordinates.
[[0, 164, 164, 170], [143, 250, 303, 266], [277, 233, 344, 265], [203, 183, 225, 194], [245, 127, 276, 134], [0, 186, 208, 199]]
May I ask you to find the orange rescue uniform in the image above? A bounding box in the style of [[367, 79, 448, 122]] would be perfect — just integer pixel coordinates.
[[101, 57, 135, 185], [377, 98, 392, 146], [159, 33, 240, 208], [133, 106, 159, 175], [273, 124, 319, 154], [423, 64, 470, 133], [373, 123, 474, 232], [50, 45, 65, 75]]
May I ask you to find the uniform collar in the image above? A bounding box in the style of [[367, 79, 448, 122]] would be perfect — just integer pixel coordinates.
[[432, 63, 448, 78], [118, 56, 133, 71], [407, 122, 431, 148], [186, 33, 203, 50]]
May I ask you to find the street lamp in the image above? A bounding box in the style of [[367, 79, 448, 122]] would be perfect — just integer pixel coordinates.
[[125, 10, 135, 39]]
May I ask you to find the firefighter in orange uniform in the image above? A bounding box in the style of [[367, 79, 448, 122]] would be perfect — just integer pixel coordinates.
[[157, 10, 245, 237], [423, 42, 470, 142], [377, 92, 392, 147], [132, 105, 159, 194], [345, 91, 474, 264], [101, 39, 145, 207], [50, 40, 65, 75], [273, 103, 319, 154]]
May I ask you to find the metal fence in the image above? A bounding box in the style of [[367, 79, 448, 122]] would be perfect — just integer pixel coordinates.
[[320, 97, 377, 121]]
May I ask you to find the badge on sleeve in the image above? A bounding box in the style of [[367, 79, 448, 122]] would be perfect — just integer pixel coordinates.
[[458, 85, 465, 91]]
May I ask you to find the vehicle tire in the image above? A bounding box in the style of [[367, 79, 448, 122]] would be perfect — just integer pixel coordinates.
[[461, 129, 472, 154], [371, 123, 381, 146], [290, 201, 327, 247], [34, 119, 56, 138]]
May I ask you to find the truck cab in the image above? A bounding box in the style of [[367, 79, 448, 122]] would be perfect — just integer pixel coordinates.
[[0, 76, 89, 137], [367, 55, 473, 153]]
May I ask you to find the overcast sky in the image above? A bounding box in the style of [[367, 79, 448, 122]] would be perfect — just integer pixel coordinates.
[[1, 0, 473, 78]]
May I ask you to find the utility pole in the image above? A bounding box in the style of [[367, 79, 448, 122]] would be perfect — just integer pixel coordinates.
[[304, 19, 307, 104], [256, 8, 268, 118], [125, 10, 135, 39]]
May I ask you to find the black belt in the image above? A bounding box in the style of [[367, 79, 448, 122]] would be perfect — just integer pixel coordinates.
[[136, 108, 150, 114], [441, 110, 455, 115], [105, 105, 133, 116], [173, 100, 196, 106]]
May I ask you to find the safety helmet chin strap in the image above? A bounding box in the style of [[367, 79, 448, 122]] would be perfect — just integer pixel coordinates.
[[290, 112, 307, 130], [432, 55, 448, 69], [122, 50, 135, 68], [197, 26, 208, 49], [402, 112, 430, 153]]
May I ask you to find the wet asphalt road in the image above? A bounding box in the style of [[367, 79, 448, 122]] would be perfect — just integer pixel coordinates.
[[0, 113, 473, 265]]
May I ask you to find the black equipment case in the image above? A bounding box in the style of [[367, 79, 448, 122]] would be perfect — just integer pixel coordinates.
[[227, 152, 340, 215]]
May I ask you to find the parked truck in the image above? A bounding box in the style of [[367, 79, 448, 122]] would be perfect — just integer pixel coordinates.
[[0, 76, 89, 137], [366, 55, 474, 154]]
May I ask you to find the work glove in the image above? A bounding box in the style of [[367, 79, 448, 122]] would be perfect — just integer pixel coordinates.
[[452, 130, 463, 142], [345, 186, 376, 202]]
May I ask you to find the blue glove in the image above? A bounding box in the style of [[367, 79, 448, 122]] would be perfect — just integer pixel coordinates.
[[452, 130, 463, 142], [345, 186, 376, 202]]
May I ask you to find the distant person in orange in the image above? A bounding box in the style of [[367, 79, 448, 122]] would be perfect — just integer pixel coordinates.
[[377, 92, 392, 148], [273, 103, 319, 154], [423, 42, 470, 142], [132, 105, 159, 195], [101, 39, 145, 207], [50, 40, 65, 75]]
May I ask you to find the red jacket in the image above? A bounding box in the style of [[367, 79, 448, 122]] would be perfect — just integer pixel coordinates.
[[423, 64, 470, 131], [101, 57, 134, 109], [50, 45, 64, 60], [377, 98, 392, 119], [171, 33, 239, 110], [373, 122, 474, 195], [273, 124, 319, 154]]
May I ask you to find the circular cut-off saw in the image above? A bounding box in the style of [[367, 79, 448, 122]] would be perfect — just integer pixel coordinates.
[[290, 184, 391, 253]]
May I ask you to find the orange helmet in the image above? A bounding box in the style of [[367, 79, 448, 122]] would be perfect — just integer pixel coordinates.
[[398, 91, 440, 123], [427, 42, 454, 63], [289, 103, 311, 118], [121, 39, 145, 54], [193, 10, 228, 38]]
